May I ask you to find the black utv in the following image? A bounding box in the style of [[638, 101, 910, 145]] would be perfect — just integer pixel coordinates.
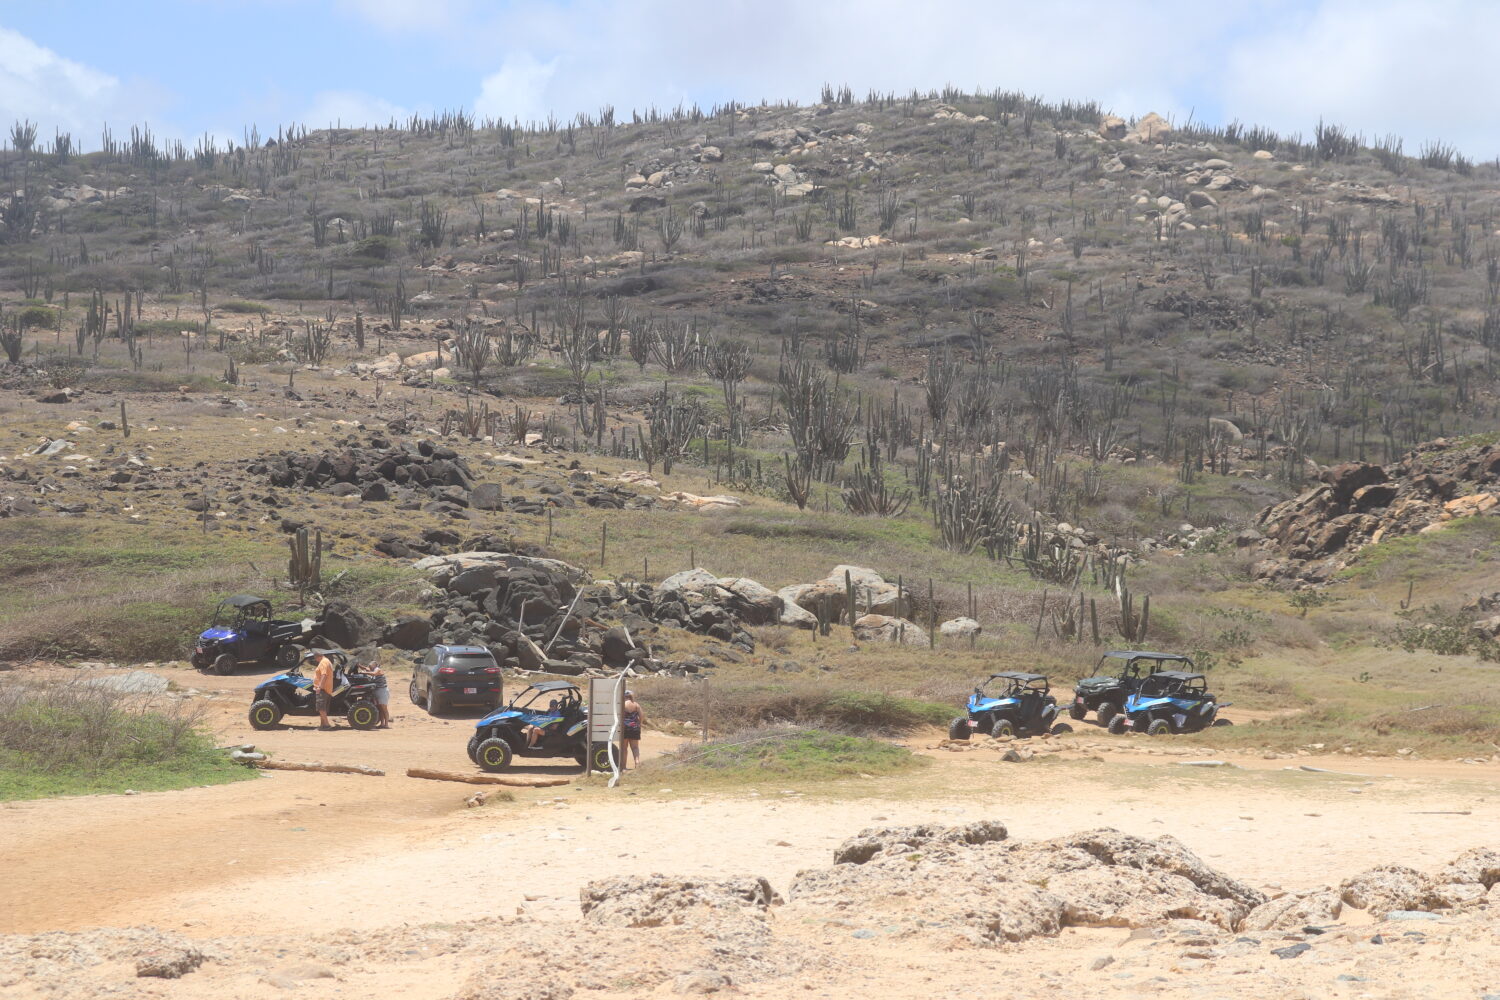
[[1070, 651, 1193, 726]]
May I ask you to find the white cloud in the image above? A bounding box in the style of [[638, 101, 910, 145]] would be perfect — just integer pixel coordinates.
[[474, 52, 560, 123], [0, 27, 150, 143], [301, 89, 412, 128]]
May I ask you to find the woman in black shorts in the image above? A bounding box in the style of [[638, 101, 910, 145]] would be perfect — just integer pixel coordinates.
[[620, 690, 645, 769]]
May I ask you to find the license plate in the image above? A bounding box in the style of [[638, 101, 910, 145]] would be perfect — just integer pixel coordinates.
[[464, 687, 477, 694]]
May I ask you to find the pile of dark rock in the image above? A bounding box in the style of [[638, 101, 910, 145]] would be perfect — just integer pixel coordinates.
[[249, 434, 647, 523], [1251, 438, 1500, 584], [411, 551, 764, 677]]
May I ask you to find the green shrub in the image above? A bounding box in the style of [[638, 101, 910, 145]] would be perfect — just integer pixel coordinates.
[[217, 300, 271, 315], [664, 725, 920, 779]]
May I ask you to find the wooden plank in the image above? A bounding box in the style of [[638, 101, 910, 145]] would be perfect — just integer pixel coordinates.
[[254, 759, 385, 776], [405, 767, 571, 788]]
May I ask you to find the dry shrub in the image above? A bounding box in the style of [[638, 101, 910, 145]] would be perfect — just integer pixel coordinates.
[[0, 676, 210, 774], [632, 679, 949, 737]]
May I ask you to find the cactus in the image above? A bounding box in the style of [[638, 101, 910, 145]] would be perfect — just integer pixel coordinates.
[[1116, 580, 1150, 643], [288, 526, 322, 599]]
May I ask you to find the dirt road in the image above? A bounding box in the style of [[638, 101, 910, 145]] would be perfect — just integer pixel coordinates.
[[2, 664, 1497, 937]]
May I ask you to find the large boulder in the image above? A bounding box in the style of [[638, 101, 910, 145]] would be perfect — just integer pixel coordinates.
[[658, 568, 719, 594], [579, 874, 781, 927], [1339, 864, 1428, 917], [833, 821, 1007, 865], [381, 616, 431, 651], [1240, 890, 1344, 931], [775, 586, 819, 629], [712, 577, 784, 626], [1098, 115, 1128, 140], [939, 617, 981, 641], [317, 601, 378, 648], [852, 614, 927, 646]]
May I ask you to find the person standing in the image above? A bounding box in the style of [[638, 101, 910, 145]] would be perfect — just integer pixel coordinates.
[[310, 650, 336, 730], [360, 657, 391, 729], [620, 690, 645, 769]]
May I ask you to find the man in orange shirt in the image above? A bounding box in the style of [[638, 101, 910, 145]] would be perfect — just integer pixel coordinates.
[[308, 650, 336, 730]]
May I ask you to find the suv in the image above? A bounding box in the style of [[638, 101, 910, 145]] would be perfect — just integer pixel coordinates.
[[410, 644, 502, 715], [1070, 651, 1193, 726]]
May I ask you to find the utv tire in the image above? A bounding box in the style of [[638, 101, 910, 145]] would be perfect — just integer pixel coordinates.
[[990, 718, 1015, 738], [274, 644, 303, 670], [475, 737, 513, 773], [427, 684, 445, 716], [948, 717, 971, 741], [347, 700, 379, 731], [1068, 701, 1088, 721], [190, 652, 209, 671], [1096, 702, 1118, 728], [467, 732, 483, 764], [212, 653, 238, 676], [1147, 718, 1173, 736], [1106, 714, 1129, 735], [1050, 722, 1074, 735], [249, 699, 283, 730], [589, 743, 615, 772], [1211, 718, 1234, 728]]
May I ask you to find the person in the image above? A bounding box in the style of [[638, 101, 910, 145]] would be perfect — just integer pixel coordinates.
[[359, 657, 391, 729], [523, 698, 561, 748], [309, 650, 336, 730], [620, 690, 645, 769]]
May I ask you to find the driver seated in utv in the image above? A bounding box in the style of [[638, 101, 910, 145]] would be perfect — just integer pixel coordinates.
[[468, 680, 614, 773], [247, 649, 383, 731], [1107, 671, 1227, 735], [948, 672, 1071, 740]]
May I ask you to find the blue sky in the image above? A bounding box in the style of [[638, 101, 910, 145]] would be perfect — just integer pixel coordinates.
[[2, 0, 1497, 157]]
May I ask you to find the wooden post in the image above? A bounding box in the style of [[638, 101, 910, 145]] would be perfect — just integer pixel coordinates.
[[599, 522, 607, 568], [1035, 589, 1048, 640], [120, 400, 129, 438], [546, 507, 553, 544], [928, 577, 936, 648]]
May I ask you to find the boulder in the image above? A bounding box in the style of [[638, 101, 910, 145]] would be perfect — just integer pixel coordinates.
[[1340, 864, 1428, 917], [1240, 890, 1344, 930], [470, 483, 504, 510], [381, 616, 431, 651], [1132, 113, 1172, 143], [659, 568, 719, 594], [1186, 191, 1218, 209], [1443, 493, 1498, 519], [136, 947, 206, 979], [1098, 115, 1128, 140], [317, 601, 379, 649], [939, 617, 981, 641], [1433, 847, 1500, 889], [712, 576, 784, 625], [832, 821, 1007, 865], [775, 586, 819, 629], [580, 874, 781, 927], [851, 614, 927, 646]]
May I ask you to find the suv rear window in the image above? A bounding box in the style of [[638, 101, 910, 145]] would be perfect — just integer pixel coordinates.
[[443, 653, 496, 666]]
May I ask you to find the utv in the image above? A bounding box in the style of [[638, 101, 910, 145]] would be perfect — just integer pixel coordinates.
[[1107, 671, 1226, 735], [468, 680, 613, 772], [1070, 650, 1193, 726], [247, 650, 382, 731], [948, 672, 1070, 740], [192, 594, 306, 675]]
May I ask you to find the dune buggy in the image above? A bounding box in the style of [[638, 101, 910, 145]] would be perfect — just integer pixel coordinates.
[[948, 672, 1070, 740], [468, 680, 612, 772], [192, 594, 306, 675], [1070, 650, 1193, 726], [1107, 671, 1227, 735], [247, 650, 382, 731]]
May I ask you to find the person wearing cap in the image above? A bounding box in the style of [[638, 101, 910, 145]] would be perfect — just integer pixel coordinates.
[[308, 650, 336, 730], [620, 690, 645, 769]]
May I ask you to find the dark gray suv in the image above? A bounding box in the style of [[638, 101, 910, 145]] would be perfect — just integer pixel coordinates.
[[410, 644, 502, 715]]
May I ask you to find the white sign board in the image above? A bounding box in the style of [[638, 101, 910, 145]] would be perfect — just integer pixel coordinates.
[[588, 676, 625, 744]]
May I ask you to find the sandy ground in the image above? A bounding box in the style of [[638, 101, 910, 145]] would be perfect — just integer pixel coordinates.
[[2, 663, 1498, 998]]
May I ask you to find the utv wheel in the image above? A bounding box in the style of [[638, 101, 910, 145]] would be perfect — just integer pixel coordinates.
[[1211, 718, 1234, 728], [347, 701, 379, 731], [475, 737, 513, 773], [427, 684, 445, 716], [1106, 714, 1129, 736], [1147, 718, 1173, 736], [408, 678, 422, 706], [1068, 701, 1087, 721], [212, 653, 238, 676], [990, 718, 1015, 738], [466, 733, 483, 764], [1096, 702, 1118, 727], [248, 699, 283, 730], [1050, 722, 1074, 735], [948, 716, 971, 741], [590, 743, 615, 772], [190, 652, 209, 671], [274, 644, 303, 669]]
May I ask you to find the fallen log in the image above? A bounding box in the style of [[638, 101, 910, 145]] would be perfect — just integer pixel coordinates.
[[254, 759, 385, 776], [405, 767, 571, 788]]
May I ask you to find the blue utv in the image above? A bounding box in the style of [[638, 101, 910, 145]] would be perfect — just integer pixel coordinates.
[[192, 594, 306, 675], [948, 672, 1071, 740], [1107, 671, 1227, 735], [1070, 650, 1191, 726], [467, 680, 614, 773], [247, 650, 382, 731]]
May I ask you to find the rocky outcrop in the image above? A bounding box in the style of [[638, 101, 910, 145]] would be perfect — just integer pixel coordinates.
[[580, 874, 782, 927], [1252, 438, 1500, 583]]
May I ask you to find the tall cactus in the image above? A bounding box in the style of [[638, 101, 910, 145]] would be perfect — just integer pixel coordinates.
[[1116, 579, 1150, 644], [288, 526, 322, 599]]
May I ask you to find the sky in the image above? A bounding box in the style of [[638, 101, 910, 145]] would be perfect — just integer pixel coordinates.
[[0, 0, 1496, 158]]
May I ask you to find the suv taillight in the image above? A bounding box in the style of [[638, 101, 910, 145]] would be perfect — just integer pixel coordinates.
[[484, 667, 499, 674], [439, 666, 455, 675]]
